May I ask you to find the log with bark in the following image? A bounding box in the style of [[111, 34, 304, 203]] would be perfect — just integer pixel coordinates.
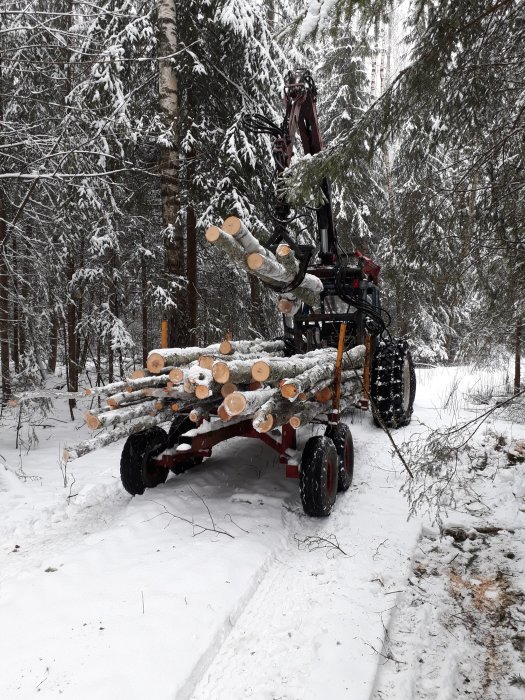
[[64, 411, 172, 462]]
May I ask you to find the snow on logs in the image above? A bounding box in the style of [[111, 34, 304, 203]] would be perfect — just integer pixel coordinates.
[[205, 218, 323, 308], [69, 339, 365, 463]]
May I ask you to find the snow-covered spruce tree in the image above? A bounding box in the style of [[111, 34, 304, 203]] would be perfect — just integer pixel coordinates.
[[287, 0, 525, 369]]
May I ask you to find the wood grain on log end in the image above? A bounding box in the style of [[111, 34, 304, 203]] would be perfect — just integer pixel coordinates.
[[85, 412, 101, 430], [146, 352, 165, 373], [169, 367, 184, 383], [277, 298, 293, 314], [107, 398, 118, 409], [217, 403, 230, 422], [212, 361, 230, 383], [85, 388, 92, 396], [281, 383, 299, 400], [219, 339, 233, 355], [199, 355, 214, 370], [289, 415, 301, 429], [251, 360, 270, 382], [154, 400, 165, 411], [221, 382, 237, 398], [205, 225, 221, 242], [224, 392, 247, 416], [315, 387, 332, 403], [195, 385, 211, 399], [276, 243, 291, 257], [170, 403, 180, 412], [246, 252, 265, 271], [257, 414, 274, 433], [221, 216, 242, 236], [130, 369, 146, 379]]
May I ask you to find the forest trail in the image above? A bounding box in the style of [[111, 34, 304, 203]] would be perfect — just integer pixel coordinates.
[[0, 366, 522, 699]]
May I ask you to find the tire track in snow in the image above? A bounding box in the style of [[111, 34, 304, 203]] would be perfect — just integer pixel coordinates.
[[183, 420, 421, 700]]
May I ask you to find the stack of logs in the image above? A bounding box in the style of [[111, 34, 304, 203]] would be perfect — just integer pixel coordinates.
[[63, 337, 365, 462], [63, 215, 365, 462]]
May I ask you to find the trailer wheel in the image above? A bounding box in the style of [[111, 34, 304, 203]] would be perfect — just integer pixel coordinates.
[[300, 436, 338, 517], [325, 423, 354, 491], [168, 416, 203, 475], [371, 339, 416, 428], [120, 427, 169, 496]]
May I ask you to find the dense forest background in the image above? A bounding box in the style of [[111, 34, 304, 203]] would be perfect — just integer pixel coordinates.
[[0, 0, 523, 405]]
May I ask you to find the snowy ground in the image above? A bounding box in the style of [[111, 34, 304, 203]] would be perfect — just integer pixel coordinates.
[[0, 364, 523, 699]]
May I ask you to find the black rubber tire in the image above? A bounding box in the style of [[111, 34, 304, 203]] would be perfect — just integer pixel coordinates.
[[300, 436, 338, 517], [168, 416, 204, 474], [120, 426, 169, 496], [325, 423, 354, 492], [370, 339, 416, 428]]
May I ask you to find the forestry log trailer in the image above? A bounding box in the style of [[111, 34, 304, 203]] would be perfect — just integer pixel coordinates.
[[119, 69, 416, 517]]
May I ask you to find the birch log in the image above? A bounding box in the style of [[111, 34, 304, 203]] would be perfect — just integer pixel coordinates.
[[280, 345, 366, 400], [251, 348, 337, 383], [107, 389, 149, 409], [85, 400, 159, 430], [246, 251, 323, 307], [252, 394, 300, 433], [63, 412, 171, 462], [223, 387, 275, 418], [221, 216, 267, 255], [212, 358, 255, 384]]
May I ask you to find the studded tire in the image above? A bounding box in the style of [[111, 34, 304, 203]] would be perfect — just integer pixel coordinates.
[[168, 416, 204, 474], [300, 436, 338, 517], [325, 423, 354, 492], [370, 339, 416, 428], [120, 426, 169, 496]]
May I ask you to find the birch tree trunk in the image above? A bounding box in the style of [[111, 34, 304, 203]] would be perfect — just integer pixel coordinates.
[[158, 0, 186, 347]]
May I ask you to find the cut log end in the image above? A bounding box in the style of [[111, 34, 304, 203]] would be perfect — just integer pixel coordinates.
[[219, 339, 233, 355], [169, 368, 184, 384], [212, 361, 230, 384], [205, 225, 221, 242], [199, 355, 215, 370], [85, 388, 92, 396], [289, 415, 301, 429], [170, 403, 180, 412], [221, 382, 237, 398], [146, 352, 165, 374], [217, 404, 230, 422], [154, 400, 165, 411], [221, 216, 242, 236], [107, 398, 118, 409], [195, 385, 211, 400], [257, 414, 274, 433], [281, 383, 299, 400], [315, 387, 333, 403], [224, 392, 247, 416], [130, 369, 146, 380], [85, 412, 101, 430], [276, 243, 292, 257], [251, 360, 270, 382], [246, 252, 265, 271], [277, 298, 294, 314]]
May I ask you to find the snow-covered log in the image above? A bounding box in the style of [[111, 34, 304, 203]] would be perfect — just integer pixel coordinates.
[[107, 389, 149, 409], [280, 345, 366, 400], [252, 394, 301, 433], [251, 348, 337, 383], [223, 387, 275, 418], [212, 358, 255, 384], [7, 389, 84, 406], [246, 250, 323, 307], [221, 216, 267, 256], [85, 399, 160, 430], [63, 412, 172, 462], [276, 243, 299, 276], [219, 339, 285, 356]]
